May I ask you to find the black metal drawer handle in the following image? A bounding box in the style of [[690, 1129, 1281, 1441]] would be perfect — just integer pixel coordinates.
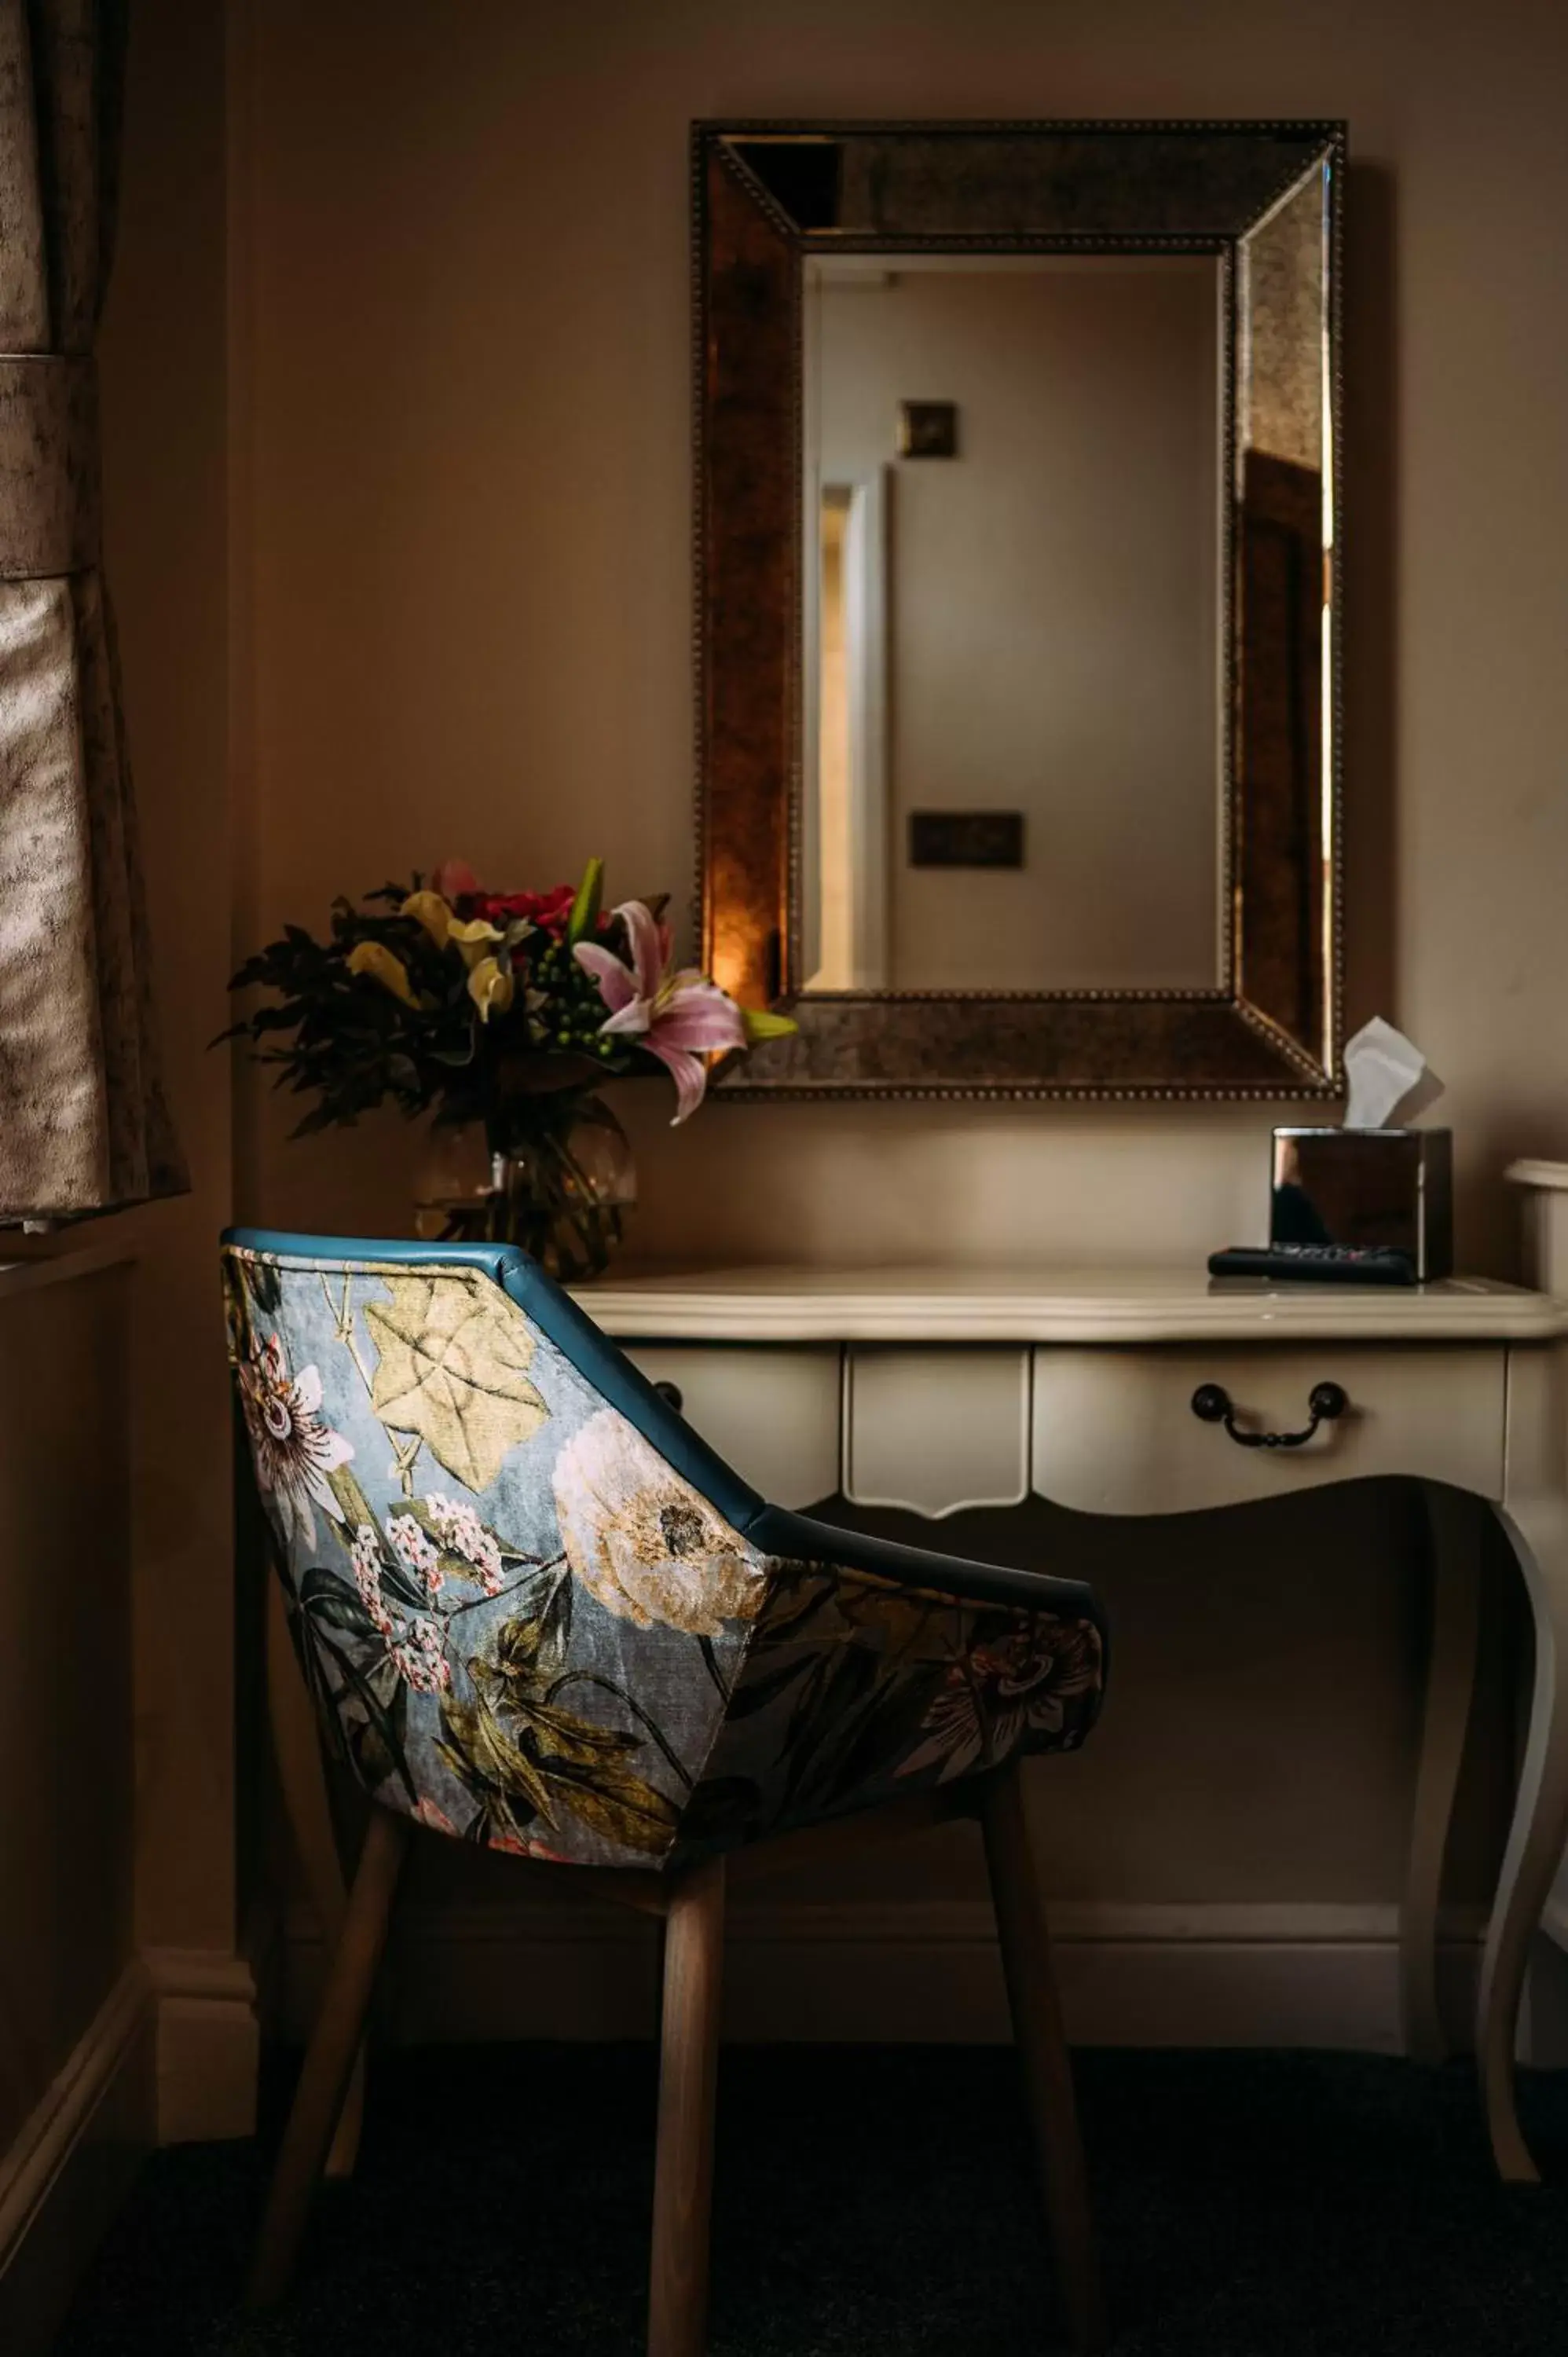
[[1190, 1380, 1348, 1450], [653, 1379, 684, 1413]]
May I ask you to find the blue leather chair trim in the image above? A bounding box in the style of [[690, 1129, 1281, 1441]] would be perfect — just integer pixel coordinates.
[[746, 1503, 1107, 1628], [222, 1232, 1108, 1645], [222, 1227, 764, 1534]]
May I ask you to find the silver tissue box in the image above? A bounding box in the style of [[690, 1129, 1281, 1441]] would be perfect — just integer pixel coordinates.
[[1271, 1127, 1453, 1280]]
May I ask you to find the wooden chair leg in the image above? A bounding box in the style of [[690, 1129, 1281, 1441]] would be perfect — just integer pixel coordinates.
[[648, 1857, 726, 2357], [266, 1577, 366, 2178], [981, 1762, 1106, 2355], [246, 1805, 410, 2311]]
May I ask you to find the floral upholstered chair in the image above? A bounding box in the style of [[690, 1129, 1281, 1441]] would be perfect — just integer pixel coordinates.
[[223, 1230, 1110, 2355]]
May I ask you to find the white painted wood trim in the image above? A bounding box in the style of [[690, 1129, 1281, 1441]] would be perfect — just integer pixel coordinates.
[[1508, 1160, 1568, 1193], [844, 1344, 1034, 1516], [0, 1959, 155, 2356], [293, 1895, 1488, 1950], [843, 467, 890, 989], [574, 1266, 1568, 1343], [280, 1900, 1484, 2055], [0, 1245, 134, 1310], [144, 1948, 258, 2144]]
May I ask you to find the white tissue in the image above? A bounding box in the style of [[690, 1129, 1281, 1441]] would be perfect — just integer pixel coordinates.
[[1343, 1016, 1444, 1129]]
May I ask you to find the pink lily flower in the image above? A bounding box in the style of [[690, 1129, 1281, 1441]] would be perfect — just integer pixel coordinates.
[[574, 901, 746, 1123]]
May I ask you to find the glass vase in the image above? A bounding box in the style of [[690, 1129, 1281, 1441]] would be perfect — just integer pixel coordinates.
[[412, 1092, 636, 1281]]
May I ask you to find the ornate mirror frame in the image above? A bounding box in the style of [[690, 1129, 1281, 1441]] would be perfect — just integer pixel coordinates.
[[694, 119, 1346, 1101]]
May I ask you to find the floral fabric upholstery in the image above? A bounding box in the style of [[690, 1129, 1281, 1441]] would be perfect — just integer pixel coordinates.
[[224, 1242, 1106, 1871]]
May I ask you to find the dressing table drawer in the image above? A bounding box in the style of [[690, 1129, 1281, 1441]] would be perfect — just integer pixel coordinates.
[[844, 1347, 1031, 1517], [624, 1344, 841, 1510], [1030, 1345, 1508, 1517]]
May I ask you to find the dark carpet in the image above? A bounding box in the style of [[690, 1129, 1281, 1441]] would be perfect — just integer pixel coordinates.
[[56, 2045, 1568, 2355]]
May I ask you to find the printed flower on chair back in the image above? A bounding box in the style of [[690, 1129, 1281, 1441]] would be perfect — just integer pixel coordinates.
[[553, 1410, 769, 1636], [225, 1244, 1105, 1875], [235, 1328, 354, 1548]]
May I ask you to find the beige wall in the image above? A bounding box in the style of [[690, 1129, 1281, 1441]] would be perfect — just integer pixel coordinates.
[[78, 0, 1568, 2059], [811, 259, 1221, 990], [0, 1270, 134, 2157], [233, 0, 1568, 1281], [218, 0, 1568, 1951], [0, 1263, 146, 2348], [101, 0, 236, 1971]]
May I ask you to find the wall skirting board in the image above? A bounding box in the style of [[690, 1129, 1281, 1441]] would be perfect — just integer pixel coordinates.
[[0, 1948, 259, 2352], [280, 1900, 1487, 2055], [144, 1948, 260, 2146], [0, 1962, 155, 2357]]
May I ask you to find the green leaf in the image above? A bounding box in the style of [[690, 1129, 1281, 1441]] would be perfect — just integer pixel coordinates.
[[437, 1692, 555, 1831], [541, 1754, 679, 1853], [348, 1699, 399, 1791], [242, 1255, 283, 1314], [536, 1571, 573, 1677], [566, 856, 604, 946], [780, 1645, 883, 1812], [440, 1677, 679, 1857], [299, 1564, 381, 1638], [378, 1556, 433, 1615], [819, 1664, 944, 1800], [308, 1622, 419, 1806], [326, 1465, 380, 1534], [727, 1650, 815, 1719]]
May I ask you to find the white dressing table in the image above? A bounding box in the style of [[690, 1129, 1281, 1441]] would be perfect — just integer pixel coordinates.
[[574, 1262, 1568, 2183]]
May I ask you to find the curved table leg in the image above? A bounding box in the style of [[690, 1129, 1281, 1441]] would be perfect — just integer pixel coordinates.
[[1401, 1485, 1482, 2062], [1479, 1494, 1568, 2181]]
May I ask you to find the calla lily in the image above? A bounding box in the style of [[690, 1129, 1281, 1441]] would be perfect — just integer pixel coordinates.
[[346, 940, 418, 1007], [574, 900, 747, 1124], [467, 955, 515, 1022], [448, 915, 505, 970], [400, 889, 452, 948]]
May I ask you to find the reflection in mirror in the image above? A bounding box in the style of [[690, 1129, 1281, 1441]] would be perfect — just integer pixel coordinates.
[[804, 255, 1222, 995], [695, 120, 1343, 1098]]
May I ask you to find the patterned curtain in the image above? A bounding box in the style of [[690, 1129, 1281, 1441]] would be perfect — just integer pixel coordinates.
[[0, 0, 184, 1218]]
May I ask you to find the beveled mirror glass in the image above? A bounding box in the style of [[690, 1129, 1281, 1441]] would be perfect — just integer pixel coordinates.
[[695, 120, 1344, 1099]]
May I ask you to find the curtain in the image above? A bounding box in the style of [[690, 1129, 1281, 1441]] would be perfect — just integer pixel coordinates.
[[0, 0, 184, 1219]]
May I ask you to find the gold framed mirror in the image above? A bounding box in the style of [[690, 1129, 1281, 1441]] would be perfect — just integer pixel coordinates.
[[694, 119, 1345, 1100]]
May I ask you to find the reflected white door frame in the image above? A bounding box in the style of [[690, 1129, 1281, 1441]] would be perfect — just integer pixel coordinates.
[[808, 469, 890, 992]]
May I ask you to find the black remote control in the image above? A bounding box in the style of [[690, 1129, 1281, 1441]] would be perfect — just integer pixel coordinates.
[[1207, 1243, 1419, 1286]]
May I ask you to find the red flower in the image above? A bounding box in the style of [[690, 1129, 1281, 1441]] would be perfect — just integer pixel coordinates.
[[461, 883, 578, 934], [427, 862, 614, 942], [427, 863, 580, 937]]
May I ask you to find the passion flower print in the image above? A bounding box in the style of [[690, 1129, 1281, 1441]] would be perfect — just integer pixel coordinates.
[[552, 1409, 768, 1636], [424, 1491, 505, 1594], [896, 1615, 1103, 1783], [236, 1329, 354, 1548]]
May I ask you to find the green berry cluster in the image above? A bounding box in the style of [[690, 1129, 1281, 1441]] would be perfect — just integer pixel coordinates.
[[528, 934, 623, 1060]]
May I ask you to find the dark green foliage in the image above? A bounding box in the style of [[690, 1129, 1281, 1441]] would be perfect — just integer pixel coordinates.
[[216, 873, 653, 1138]]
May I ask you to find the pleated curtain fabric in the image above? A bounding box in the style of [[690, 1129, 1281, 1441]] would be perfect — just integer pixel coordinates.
[[0, 0, 184, 1218]]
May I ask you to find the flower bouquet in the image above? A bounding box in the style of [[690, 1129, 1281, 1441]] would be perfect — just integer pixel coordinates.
[[222, 856, 793, 1277]]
